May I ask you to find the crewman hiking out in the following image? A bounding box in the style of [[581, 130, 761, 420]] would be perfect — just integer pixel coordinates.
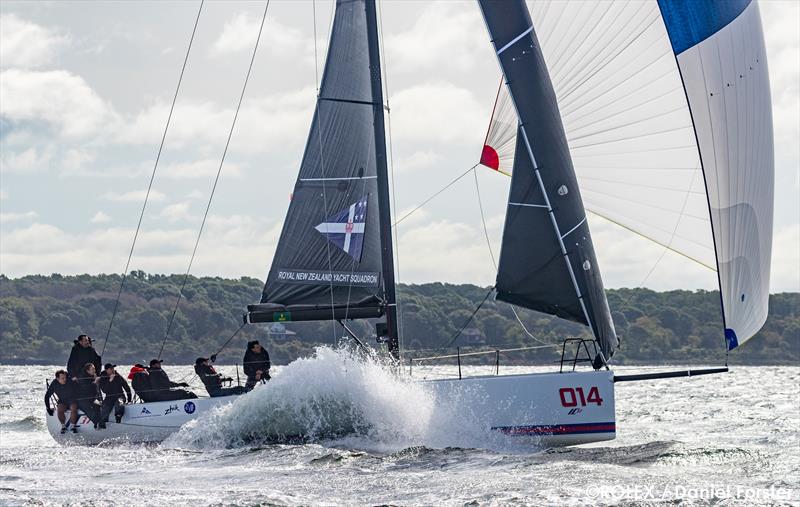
[[99, 364, 131, 424], [75, 363, 103, 428], [44, 370, 78, 434]]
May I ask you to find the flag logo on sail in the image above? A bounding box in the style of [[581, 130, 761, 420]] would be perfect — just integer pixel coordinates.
[[315, 195, 368, 262]]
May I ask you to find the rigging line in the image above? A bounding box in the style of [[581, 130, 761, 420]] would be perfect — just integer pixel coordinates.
[[377, 0, 405, 355], [472, 167, 562, 348], [638, 170, 699, 287], [417, 286, 495, 367], [392, 164, 477, 227], [101, 0, 204, 357], [312, 0, 338, 346], [213, 321, 247, 357], [585, 207, 715, 270], [158, 0, 270, 359]]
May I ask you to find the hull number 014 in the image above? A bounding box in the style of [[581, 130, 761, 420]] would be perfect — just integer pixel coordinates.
[[559, 387, 603, 407]]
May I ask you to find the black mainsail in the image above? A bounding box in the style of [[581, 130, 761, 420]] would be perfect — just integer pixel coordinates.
[[478, 0, 617, 360], [247, 0, 398, 356]]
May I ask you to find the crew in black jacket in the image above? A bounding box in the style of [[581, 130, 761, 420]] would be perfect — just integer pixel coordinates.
[[75, 363, 103, 428], [66, 334, 101, 381], [194, 356, 246, 397], [98, 364, 132, 424], [147, 359, 196, 401], [44, 369, 78, 434], [243, 340, 271, 390]]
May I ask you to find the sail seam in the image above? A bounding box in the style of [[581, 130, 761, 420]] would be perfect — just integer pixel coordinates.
[[497, 26, 533, 55]]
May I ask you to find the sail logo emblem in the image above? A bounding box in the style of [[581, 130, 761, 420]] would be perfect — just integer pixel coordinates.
[[315, 195, 368, 262]]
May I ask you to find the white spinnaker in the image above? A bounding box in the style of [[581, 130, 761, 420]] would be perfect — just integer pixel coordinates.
[[673, 1, 773, 348], [481, 0, 773, 347]]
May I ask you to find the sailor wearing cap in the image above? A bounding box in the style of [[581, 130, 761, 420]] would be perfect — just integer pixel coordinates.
[[98, 363, 131, 424]]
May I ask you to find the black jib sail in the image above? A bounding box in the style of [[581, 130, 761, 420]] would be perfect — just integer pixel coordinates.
[[247, 0, 397, 344], [478, 0, 617, 360]]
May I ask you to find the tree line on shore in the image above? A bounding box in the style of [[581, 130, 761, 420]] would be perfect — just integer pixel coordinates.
[[0, 272, 797, 366]]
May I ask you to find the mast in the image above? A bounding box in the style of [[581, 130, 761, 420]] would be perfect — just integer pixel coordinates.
[[364, 0, 399, 359]]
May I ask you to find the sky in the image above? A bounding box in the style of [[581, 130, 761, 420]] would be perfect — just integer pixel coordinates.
[[1, 0, 798, 293]]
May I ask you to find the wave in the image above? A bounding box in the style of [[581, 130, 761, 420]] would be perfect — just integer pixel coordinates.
[[164, 346, 499, 451], [0, 415, 44, 432]]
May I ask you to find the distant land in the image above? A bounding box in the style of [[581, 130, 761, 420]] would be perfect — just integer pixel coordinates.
[[0, 273, 797, 366]]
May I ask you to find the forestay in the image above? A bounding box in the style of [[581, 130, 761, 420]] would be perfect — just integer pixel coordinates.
[[479, 0, 773, 350], [478, 0, 618, 360]]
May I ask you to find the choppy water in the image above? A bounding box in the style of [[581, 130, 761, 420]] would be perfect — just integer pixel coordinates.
[[1, 348, 798, 506]]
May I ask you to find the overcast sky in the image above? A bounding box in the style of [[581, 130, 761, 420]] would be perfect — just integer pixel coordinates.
[[1, 0, 798, 293]]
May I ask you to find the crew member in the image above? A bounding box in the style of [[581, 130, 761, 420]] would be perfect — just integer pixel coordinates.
[[44, 369, 78, 434], [128, 364, 155, 402], [66, 334, 101, 381], [194, 355, 246, 397], [99, 363, 132, 424], [243, 340, 271, 390], [148, 359, 196, 401], [75, 363, 103, 428]]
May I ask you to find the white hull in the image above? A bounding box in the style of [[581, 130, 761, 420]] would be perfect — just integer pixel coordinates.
[[47, 370, 615, 447], [425, 369, 615, 447], [46, 397, 235, 445]]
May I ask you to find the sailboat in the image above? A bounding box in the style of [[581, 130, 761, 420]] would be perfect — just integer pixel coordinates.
[[46, 0, 773, 447]]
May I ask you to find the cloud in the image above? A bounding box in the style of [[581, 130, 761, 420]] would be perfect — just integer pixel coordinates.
[[159, 201, 193, 223], [211, 11, 305, 58], [771, 224, 800, 292], [396, 218, 497, 285], [395, 150, 441, 173], [0, 14, 69, 69], [90, 211, 111, 224], [0, 69, 116, 138], [0, 211, 37, 223], [117, 89, 314, 153], [390, 83, 486, 145], [101, 190, 166, 203], [0, 146, 52, 174], [384, 3, 485, 74], [0, 215, 281, 278], [160, 159, 243, 180]]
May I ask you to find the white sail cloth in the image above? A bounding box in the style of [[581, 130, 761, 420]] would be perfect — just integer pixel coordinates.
[[480, 0, 773, 349]]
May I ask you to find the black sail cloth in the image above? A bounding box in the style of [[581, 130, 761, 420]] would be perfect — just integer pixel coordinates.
[[478, 0, 617, 359], [247, 0, 386, 325]]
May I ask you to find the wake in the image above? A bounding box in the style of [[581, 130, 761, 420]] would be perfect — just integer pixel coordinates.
[[164, 346, 494, 451]]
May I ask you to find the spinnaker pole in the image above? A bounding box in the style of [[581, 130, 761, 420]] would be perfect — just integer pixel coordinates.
[[365, 0, 399, 359]]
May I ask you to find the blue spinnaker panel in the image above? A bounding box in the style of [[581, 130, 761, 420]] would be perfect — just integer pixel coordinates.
[[659, 0, 774, 349], [658, 0, 752, 54]]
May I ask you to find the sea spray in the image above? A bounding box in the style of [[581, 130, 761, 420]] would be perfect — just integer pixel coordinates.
[[164, 346, 493, 451]]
